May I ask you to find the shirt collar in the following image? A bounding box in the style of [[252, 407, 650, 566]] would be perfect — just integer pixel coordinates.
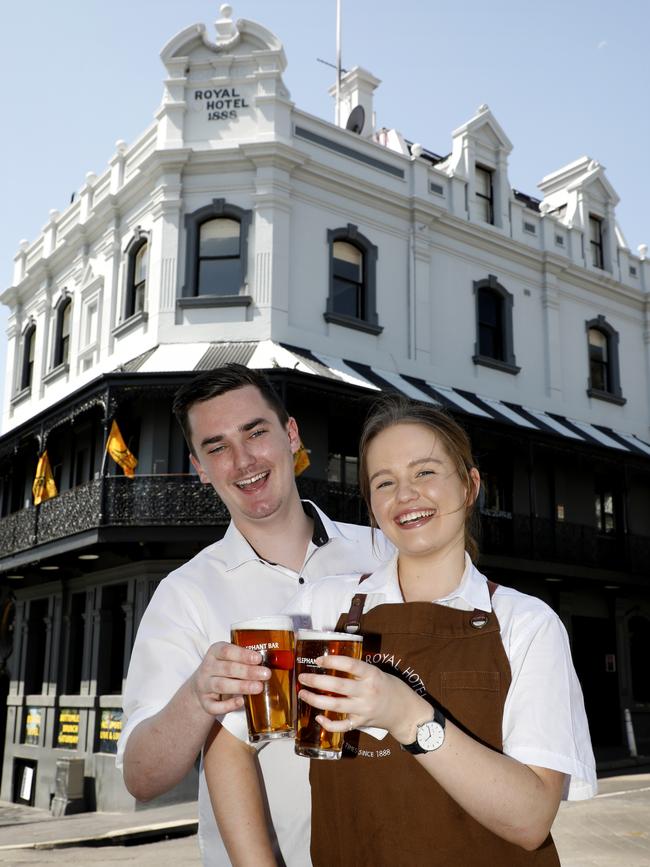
[[357, 552, 492, 612], [220, 500, 337, 571]]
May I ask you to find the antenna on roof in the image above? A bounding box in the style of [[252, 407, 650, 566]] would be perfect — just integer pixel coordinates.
[[335, 0, 342, 126]]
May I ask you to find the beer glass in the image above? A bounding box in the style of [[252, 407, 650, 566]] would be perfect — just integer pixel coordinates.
[[295, 629, 363, 760], [231, 615, 295, 743]]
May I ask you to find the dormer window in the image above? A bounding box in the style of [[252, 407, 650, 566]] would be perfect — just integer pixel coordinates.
[[475, 165, 494, 224], [589, 215, 604, 269]]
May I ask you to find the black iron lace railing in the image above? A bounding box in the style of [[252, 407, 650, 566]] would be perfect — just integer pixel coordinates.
[[0, 476, 648, 576], [0, 476, 365, 558]]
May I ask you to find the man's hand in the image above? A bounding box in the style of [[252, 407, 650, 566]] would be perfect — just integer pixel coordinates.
[[189, 641, 271, 716]]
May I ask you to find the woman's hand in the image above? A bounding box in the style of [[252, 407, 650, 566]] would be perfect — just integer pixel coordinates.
[[298, 655, 432, 744]]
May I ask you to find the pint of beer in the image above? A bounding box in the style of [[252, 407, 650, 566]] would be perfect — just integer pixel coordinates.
[[295, 629, 363, 760], [230, 615, 295, 743]]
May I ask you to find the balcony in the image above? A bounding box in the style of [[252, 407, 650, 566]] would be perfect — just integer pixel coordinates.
[[479, 512, 650, 577], [0, 478, 648, 577], [0, 475, 367, 561]]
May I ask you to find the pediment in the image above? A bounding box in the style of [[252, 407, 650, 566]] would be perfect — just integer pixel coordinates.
[[539, 157, 619, 205], [161, 16, 284, 66], [452, 105, 513, 154]]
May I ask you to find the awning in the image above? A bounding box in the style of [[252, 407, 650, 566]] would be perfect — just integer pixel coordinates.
[[122, 340, 650, 457]]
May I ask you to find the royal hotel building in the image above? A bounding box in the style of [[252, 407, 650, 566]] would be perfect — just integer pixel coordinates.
[[1, 5, 649, 812]]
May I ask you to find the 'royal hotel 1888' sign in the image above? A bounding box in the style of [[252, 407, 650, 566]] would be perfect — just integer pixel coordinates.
[[193, 87, 250, 122]]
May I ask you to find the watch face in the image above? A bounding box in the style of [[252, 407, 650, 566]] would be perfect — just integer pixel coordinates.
[[416, 720, 445, 751]]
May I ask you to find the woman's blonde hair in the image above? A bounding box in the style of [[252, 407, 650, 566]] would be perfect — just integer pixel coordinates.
[[359, 394, 480, 562]]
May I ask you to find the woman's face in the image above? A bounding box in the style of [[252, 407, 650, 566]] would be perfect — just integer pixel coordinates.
[[366, 422, 478, 561]]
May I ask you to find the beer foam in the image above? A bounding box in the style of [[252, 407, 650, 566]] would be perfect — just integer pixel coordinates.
[[296, 629, 362, 642], [231, 615, 294, 631]]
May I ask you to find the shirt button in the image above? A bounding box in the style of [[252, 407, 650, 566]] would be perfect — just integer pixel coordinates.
[[299, 577, 305, 585]]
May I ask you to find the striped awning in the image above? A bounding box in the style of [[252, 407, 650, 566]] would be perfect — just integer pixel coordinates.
[[122, 340, 650, 457]]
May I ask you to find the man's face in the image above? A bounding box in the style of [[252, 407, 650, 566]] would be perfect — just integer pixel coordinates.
[[188, 385, 300, 528]]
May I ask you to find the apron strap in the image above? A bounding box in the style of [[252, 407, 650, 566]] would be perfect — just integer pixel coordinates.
[[468, 580, 499, 629], [342, 573, 371, 634]]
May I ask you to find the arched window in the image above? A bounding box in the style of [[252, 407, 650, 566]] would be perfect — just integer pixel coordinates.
[[588, 328, 608, 391], [123, 231, 149, 320], [325, 225, 381, 335], [198, 218, 241, 295], [20, 324, 37, 392], [181, 199, 252, 306], [332, 241, 364, 319], [53, 296, 72, 368], [585, 316, 625, 405], [473, 276, 519, 374]]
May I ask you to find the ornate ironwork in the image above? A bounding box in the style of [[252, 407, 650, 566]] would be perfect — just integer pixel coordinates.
[[0, 476, 648, 578], [0, 509, 37, 557], [37, 481, 103, 543], [102, 476, 229, 526]]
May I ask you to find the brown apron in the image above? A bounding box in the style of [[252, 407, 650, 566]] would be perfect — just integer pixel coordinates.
[[309, 585, 560, 866]]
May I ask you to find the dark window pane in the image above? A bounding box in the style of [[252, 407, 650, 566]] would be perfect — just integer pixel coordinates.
[[478, 289, 503, 359], [332, 277, 361, 318], [478, 291, 499, 327], [198, 258, 242, 295], [333, 257, 362, 283]]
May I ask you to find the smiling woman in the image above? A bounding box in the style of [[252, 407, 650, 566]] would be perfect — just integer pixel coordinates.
[[288, 395, 597, 866]]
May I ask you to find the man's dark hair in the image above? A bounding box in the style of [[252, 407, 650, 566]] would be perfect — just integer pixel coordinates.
[[172, 364, 290, 456]]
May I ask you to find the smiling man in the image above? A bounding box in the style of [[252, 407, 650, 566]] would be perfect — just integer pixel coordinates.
[[116, 365, 389, 867]]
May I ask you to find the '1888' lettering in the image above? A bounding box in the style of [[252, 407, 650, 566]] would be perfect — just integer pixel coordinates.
[[194, 87, 249, 122]]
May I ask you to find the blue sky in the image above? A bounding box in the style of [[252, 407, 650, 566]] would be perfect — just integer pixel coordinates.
[[1, 0, 648, 415]]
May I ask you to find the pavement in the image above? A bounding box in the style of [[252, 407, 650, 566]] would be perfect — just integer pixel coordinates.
[[0, 761, 648, 865]]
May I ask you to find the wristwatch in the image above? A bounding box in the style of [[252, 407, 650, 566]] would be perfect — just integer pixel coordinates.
[[400, 702, 446, 754]]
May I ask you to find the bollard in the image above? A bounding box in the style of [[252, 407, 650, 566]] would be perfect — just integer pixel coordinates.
[[624, 708, 638, 758]]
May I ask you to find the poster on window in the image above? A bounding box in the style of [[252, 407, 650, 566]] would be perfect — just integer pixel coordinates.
[[98, 709, 123, 754], [56, 708, 80, 749], [24, 707, 43, 746]]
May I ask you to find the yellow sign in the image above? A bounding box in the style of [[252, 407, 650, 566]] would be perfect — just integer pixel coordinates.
[[98, 709, 123, 754], [56, 708, 80, 748], [24, 707, 43, 745]]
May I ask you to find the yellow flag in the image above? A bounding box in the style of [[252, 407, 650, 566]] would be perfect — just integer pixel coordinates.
[[293, 441, 310, 477], [106, 420, 138, 478], [32, 450, 58, 505]]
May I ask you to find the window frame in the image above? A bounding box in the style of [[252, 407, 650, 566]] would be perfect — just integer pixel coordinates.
[[475, 164, 494, 225], [52, 295, 72, 370], [585, 315, 625, 405], [472, 275, 520, 374], [589, 214, 604, 269], [324, 224, 382, 335], [180, 199, 253, 308], [19, 322, 37, 394]]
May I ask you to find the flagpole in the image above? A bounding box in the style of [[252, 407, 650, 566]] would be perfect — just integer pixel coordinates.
[[335, 0, 342, 126]]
